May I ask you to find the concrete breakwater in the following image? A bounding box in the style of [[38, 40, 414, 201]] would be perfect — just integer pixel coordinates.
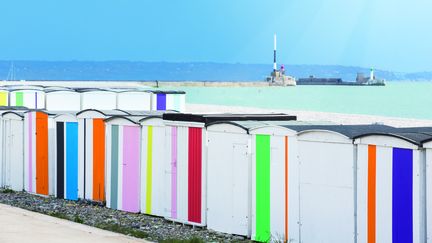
[[1, 80, 271, 88]]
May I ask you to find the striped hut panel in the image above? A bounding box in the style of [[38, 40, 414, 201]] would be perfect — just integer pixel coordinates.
[[104, 124, 112, 208], [0, 91, 8, 106], [35, 112, 49, 196], [84, 119, 94, 200], [24, 112, 36, 193], [141, 126, 153, 214], [65, 122, 78, 201], [77, 119, 85, 199], [141, 125, 166, 217], [151, 126, 166, 217], [176, 126, 189, 222], [93, 118, 105, 202], [252, 135, 295, 242], [56, 122, 65, 199], [188, 127, 202, 224]]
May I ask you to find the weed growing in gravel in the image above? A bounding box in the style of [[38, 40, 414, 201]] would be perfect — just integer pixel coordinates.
[[1, 188, 14, 193], [74, 215, 84, 224]]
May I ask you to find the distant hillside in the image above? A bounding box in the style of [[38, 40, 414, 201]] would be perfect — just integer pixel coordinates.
[[0, 61, 430, 81]]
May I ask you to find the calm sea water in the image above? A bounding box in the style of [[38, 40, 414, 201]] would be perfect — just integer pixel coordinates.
[[177, 82, 432, 120]]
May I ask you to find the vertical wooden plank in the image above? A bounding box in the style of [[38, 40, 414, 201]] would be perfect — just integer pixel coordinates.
[[56, 122, 64, 199], [392, 148, 413, 243], [145, 126, 153, 214], [110, 125, 119, 209], [0, 92, 7, 106], [92, 118, 105, 201], [66, 122, 78, 200], [171, 126, 178, 219], [16, 92, 24, 106], [255, 135, 270, 242], [157, 94, 166, 110], [368, 145, 377, 243], [188, 127, 202, 223], [36, 112, 48, 195]]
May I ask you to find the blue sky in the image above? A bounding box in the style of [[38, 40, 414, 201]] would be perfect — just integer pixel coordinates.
[[1, 0, 431, 72]]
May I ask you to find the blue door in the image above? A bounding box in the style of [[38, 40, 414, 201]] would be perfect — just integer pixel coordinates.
[[66, 122, 78, 200]]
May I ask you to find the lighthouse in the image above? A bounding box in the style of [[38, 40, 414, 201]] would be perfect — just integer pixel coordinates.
[[273, 34, 277, 73]]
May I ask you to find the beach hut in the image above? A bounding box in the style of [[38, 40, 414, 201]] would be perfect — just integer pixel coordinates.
[[278, 124, 395, 243], [150, 91, 186, 112], [53, 113, 79, 200], [0, 89, 9, 106], [76, 109, 129, 202], [9, 89, 45, 109], [354, 131, 432, 243], [105, 115, 144, 213], [206, 120, 301, 241], [117, 90, 152, 111], [45, 90, 81, 111], [162, 113, 296, 226], [0, 111, 26, 191], [80, 89, 118, 110], [23, 110, 54, 196]]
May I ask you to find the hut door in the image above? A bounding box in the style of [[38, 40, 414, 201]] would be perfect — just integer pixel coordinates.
[[92, 119, 105, 201], [232, 143, 249, 235], [35, 113, 48, 195], [65, 122, 78, 200], [122, 126, 140, 213]]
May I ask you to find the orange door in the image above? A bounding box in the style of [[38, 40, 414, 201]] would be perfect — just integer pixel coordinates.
[[36, 112, 49, 195], [93, 119, 105, 201]]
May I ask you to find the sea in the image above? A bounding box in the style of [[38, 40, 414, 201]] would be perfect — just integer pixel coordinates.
[[177, 81, 432, 120]]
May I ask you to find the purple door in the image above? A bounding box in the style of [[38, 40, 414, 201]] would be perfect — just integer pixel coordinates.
[[122, 126, 140, 213]]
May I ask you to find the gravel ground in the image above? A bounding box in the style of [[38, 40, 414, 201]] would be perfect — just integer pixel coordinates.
[[0, 190, 250, 243]]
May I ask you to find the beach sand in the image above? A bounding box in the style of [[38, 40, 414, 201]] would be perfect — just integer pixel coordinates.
[[187, 103, 432, 127]]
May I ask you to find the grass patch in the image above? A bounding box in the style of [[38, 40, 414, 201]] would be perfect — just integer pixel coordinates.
[[1, 188, 14, 193], [48, 211, 69, 220], [96, 223, 148, 239], [159, 237, 204, 243]]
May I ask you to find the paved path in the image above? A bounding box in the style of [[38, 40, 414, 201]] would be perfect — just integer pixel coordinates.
[[0, 204, 150, 243]]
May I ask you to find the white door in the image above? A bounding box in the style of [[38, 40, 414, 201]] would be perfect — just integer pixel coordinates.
[[232, 143, 249, 236], [299, 141, 355, 243]]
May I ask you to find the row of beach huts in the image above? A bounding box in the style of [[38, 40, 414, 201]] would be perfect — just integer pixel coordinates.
[[0, 86, 432, 242], [0, 84, 186, 111]]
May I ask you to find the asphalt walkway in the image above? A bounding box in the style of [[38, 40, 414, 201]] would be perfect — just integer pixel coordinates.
[[0, 203, 150, 243]]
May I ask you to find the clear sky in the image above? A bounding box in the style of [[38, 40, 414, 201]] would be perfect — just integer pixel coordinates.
[[1, 0, 431, 72]]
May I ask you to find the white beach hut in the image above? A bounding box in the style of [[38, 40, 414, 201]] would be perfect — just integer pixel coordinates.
[[1, 111, 26, 191], [278, 124, 396, 243], [117, 90, 152, 111], [354, 130, 432, 243], [45, 90, 81, 111], [80, 89, 118, 110], [76, 109, 129, 202], [9, 89, 45, 109], [206, 120, 302, 241], [162, 113, 296, 226], [105, 115, 144, 213]]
